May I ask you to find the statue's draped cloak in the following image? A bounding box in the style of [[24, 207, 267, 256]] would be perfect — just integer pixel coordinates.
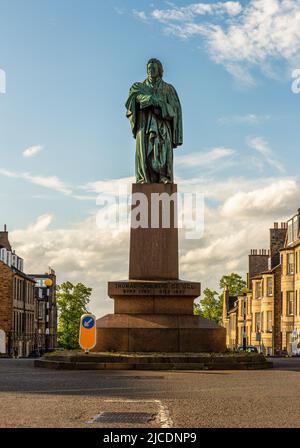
[[126, 78, 183, 183]]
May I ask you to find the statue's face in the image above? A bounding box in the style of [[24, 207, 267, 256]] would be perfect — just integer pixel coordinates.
[[147, 62, 160, 79]]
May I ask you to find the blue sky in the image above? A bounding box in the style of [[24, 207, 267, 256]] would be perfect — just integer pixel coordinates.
[[1, 0, 300, 314]]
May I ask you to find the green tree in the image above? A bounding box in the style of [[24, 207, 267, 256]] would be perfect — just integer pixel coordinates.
[[57, 282, 92, 350], [194, 273, 247, 323], [219, 273, 247, 296], [194, 288, 222, 323]]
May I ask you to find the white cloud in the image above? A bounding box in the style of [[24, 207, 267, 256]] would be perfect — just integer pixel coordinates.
[[114, 6, 125, 15], [151, 2, 242, 22], [176, 147, 235, 168], [247, 136, 285, 173], [147, 0, 300, 83], [0, 168, 72, 195], [28, 214, 54, 232], [23, 145, 43, 158], [221, 179, 298, 218], [133, 9, 147, 21], [180, 178, 299, 286], [10, 213, 129, 317], [81, 176, 134, 194], [218, 114, 270, 125]]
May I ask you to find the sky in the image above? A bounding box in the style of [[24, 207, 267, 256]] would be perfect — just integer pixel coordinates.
[[1, 0, 300, 315]]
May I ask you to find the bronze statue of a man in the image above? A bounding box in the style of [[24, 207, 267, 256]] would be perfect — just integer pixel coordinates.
[[125, 59, 183, 184]]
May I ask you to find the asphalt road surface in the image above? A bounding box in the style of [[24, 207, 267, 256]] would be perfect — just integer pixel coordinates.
[[0, 357, 300, 428]]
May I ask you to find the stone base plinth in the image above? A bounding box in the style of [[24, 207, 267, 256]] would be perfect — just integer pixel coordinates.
[[108, 280, 200, 315], [95, 313, 226, 353]]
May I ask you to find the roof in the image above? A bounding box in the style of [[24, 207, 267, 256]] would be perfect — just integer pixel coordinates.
[[280, 239, 300, 250], [251, 274, 263, 280], [259, 264, 281, 275], [12, 267, 36, 282]]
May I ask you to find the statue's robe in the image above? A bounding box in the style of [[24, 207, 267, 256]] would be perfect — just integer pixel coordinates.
[[125, 78, 183, 183]]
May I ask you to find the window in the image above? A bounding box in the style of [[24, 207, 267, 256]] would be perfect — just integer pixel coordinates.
[[287, 291, 294, 316], [255, 313, 261, 332], [240, 326, 244, 343], [267, 277, 273, 296], [239, 299, 244, 317], [287, 253, 294, 275], [38, 302, 44, 320], [266, 311, 272, 332], [255, 282, 262, 299], [261, 312, 264, 332], [35, 278, 48, 288]]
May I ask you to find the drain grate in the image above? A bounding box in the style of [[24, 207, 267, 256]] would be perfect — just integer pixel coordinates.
[[88, 412, 156, 424]]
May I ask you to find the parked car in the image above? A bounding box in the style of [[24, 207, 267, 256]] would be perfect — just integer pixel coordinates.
[[237, 345, 258, 353]]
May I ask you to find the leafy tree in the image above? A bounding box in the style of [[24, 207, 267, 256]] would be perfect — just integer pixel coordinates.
[[194, 273, 247, 323], [194, 288, 222, 323], [219, 273, 247, 296], [57, 282, 92, 350]]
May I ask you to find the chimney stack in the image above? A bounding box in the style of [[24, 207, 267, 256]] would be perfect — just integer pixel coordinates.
[[0, 224, 12, 251], [270, 221, 287, 269]]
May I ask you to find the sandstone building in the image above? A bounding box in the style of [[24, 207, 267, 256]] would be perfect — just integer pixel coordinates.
[[223, 209, 300, 355]]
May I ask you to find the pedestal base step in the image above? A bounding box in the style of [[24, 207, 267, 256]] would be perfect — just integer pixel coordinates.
[[35, 352, 272, 370]]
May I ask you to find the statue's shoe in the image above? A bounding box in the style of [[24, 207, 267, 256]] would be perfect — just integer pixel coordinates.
[[160, 177, 171, 184]]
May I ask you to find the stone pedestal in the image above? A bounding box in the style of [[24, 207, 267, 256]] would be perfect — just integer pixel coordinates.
[[95, 183, 226, 353], [129, 183, 178, 280]]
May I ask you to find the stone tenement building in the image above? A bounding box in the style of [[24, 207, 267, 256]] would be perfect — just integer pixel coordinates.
[[0, 226, 57, 357], [222, 208, 300, 356], [29, 271, 57, 352]]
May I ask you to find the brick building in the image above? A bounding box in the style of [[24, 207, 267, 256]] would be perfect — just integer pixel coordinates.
[[0, 226, 57, 357], [223, 209, 300, 356]]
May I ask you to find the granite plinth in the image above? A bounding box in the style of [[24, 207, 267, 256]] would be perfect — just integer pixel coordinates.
[[95, 314, 226, 353]]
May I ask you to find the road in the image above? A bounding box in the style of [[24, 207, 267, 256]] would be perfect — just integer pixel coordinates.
[[0, 357, 300, 428]]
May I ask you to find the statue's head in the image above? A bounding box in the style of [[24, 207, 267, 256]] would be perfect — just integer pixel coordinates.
[[147, 58, 163, 80]]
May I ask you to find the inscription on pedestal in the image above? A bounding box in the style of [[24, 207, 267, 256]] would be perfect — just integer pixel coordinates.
[[108, 281, 200, 297]]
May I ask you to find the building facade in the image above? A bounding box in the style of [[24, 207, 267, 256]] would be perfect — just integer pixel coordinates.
[[30, 271, 57, 352], [223, 210, 300, 356], [0, 225, 57, 357], [280, 212, 300, 354]]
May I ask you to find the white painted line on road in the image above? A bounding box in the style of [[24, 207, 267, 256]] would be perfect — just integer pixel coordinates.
[[104, 399, 173, 428]]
